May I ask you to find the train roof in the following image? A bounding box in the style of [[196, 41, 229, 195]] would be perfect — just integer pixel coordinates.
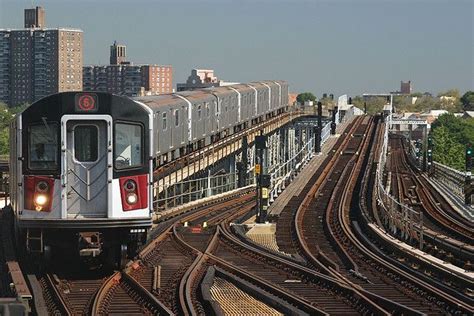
[[134, 94, 186, 109], [133, 80, 287, 109]]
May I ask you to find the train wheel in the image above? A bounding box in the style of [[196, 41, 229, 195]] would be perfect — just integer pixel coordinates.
[[120, 244, 128, 269]]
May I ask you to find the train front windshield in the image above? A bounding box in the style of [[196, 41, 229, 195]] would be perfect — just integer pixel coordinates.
[[114, 123, 143, 169], [28, 123, 59, 170]]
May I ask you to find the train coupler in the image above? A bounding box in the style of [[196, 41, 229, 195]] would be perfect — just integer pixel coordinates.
[[78, 232, 102, 257], [26, 228, 43, 253]]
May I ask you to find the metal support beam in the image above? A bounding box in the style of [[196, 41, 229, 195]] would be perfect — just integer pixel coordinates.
[[465, 174, 472, 205], [255, 132, 268, 223]]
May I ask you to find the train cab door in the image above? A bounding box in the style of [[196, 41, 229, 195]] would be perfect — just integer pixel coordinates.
[[61, 115, 112, 218]]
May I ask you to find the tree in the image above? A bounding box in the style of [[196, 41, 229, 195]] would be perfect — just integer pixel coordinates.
[[437, 89, 460, 98], [352, 96, 386, 114], [0, 102, 24, 156], [431, 126, 464, 171], [431, 113, 474, 171], [296, 92, 316, 105], [461, 91, 474, 110]]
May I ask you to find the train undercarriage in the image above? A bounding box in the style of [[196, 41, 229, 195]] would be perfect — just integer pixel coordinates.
[[16, 221, 149, 269]]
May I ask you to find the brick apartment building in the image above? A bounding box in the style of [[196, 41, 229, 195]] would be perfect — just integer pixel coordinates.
[[83, 42, 172, 96], [0, 6, 83, 106]]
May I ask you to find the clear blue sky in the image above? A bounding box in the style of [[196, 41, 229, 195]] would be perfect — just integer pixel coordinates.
[[0, 0, 472, 97]]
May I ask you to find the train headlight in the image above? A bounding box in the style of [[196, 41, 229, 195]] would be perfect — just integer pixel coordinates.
[[126, 193, 138, 205], [35, 194, 48, 206]]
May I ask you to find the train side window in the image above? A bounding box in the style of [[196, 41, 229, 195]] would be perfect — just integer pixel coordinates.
[[28, 123, 58, 170], [74, 125, 98, 162], [162, 112, 167, 130], [205, 102, 210, 117], [114, 123, 143, 169], [174, 109, 179, 126], [197, 104, 202, 120]]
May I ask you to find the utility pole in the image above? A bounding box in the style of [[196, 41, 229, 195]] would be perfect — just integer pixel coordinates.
[[426, 133, 433, 175], [237, 136, 248, 187], [331, 106, 338, 135], [314, 101, 322, 154]]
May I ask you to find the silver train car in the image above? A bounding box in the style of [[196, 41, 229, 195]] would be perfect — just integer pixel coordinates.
[[136, 80, 288, 165], [9, 80, 288, 265]]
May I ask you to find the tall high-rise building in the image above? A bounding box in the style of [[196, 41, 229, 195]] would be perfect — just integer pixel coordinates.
[[24, 6, 45, 28], [110, 41, 127, 65], [0, 7, 83, 106]]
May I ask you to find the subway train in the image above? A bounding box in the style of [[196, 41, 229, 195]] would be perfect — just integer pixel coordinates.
[[9, 80, 289, 266]]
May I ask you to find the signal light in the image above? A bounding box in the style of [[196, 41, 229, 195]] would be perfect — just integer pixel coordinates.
[[467, 143, 473, 172]]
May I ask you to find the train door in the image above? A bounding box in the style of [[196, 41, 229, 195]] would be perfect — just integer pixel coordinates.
[[61, 115, 112, 218]]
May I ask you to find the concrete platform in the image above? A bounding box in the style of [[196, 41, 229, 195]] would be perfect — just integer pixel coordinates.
[[268, 118, 353, 217]]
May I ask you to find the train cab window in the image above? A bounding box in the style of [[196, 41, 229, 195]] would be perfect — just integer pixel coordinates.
[[29, 123, 58, 170], [74, 125, 98, 162], [114, 123, 143, 169], [162, 112, 167, 130], [174, 109, 179, 126], [197, 104, 202, 120]]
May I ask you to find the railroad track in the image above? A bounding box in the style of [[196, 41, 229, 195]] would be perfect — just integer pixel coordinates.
[[272, 115, 471, 314], [173, 192, 387, 315], [389, 136, 473, 270], [355, 124, 473, 313], [0, 207, 32, 312], [132, 179, 386, 315], [213, 221, 389, 314], [275, 116, 366, 258], [91, 271, 169, 315], [391, 136, 473, 241], [38, 268, 112, 315], [292, 116, 439, 313], [128, 192, 259, 314]]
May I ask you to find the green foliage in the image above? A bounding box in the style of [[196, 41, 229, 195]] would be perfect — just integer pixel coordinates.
[[461, 91, 474, 110], [431, 113, 474, 171], [352, 96, 387, 114], [393, 94, 462, 113], [0, 102, 28, 156], [296, 92, 316, 105], [319, 97, 336, 108], [437, 89, 460, 98]]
